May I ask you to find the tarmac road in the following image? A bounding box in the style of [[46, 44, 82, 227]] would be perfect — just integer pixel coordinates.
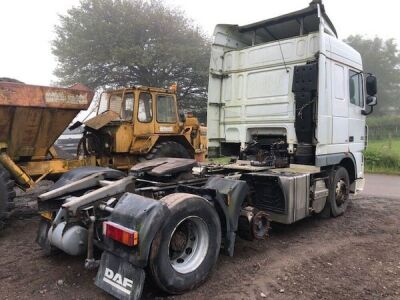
[[363, 173, 400, 199]]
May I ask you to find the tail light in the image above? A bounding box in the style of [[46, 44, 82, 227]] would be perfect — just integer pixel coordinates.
[[103, 221, 138, 247]]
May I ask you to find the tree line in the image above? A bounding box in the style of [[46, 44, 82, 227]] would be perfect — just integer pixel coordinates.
[[53, 0, 400, 119]]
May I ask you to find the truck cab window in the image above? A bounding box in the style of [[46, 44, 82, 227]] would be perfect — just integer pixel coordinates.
[[157, 95, 177, 123], [349, 70, 363, 107], [138, 92, 153, 122], [121, 92, 134, 121]]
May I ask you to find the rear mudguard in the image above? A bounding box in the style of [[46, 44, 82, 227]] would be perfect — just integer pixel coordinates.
[[177, 176, 249, 256], [95, 193, 169, 299], [99, 192, 170, 268]]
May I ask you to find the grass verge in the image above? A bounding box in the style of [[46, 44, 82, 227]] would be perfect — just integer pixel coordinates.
[[365, 139, 400, 175]]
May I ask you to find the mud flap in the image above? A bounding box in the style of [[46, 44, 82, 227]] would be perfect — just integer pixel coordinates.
[[95, 251, 145, 300], [36, 218, 52, 253]]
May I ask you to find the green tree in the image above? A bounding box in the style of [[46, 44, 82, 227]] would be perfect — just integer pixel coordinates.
[[53, 0, 210, 115], [344, 35, 400, 115]]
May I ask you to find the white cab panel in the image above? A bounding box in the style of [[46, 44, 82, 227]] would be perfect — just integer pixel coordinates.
[[217, 34, 320, 145]]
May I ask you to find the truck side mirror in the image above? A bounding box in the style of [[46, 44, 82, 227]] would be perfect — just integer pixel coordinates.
[[366, 95, 377, 106], [366, 74, 377, 96], [362, 95, 378, 115], [362, 75, 378, 116]]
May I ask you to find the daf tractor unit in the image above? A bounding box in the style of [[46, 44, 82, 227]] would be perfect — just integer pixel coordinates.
[[36, 1, 377, 299]]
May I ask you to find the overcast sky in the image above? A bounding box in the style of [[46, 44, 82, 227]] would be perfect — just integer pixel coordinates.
[[1, 0, 398, 86]]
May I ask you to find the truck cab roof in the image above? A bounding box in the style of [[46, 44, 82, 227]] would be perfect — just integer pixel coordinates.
[[213, 0, 337, 48]]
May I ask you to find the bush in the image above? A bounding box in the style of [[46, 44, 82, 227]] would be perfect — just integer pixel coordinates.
[[367, 116, 400, 140], [365, 139, 400, 174]]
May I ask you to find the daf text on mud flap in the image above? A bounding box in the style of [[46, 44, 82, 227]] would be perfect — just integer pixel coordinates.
[[103, 268, 133, 295]]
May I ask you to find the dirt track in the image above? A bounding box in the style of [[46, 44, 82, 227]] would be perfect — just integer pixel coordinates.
[[1, 187, 400, 299]]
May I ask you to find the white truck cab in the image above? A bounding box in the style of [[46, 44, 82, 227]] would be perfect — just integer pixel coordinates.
[[207, 0, 377, 195]]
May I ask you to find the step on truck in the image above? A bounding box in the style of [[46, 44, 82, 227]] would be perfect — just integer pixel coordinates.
[[36, 1, 378, 299]]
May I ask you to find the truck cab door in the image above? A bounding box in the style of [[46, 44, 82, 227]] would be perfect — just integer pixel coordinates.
[[331, 63, 349, 148], [348, 70, 366, 177], [348, 71, 365, 145]]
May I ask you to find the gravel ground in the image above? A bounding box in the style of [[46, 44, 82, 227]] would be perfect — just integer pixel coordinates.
[[1, 188, 400, 299]]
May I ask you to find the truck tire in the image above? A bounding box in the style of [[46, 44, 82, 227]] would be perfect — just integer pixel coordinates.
[[323, 166, 350, 217], [144, 141, 191, 160], [149, 193, 221, 294], [0, 165, 16, 227]]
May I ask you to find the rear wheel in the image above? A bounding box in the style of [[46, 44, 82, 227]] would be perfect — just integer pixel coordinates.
[[144, 141, 191, 160], [149, 193, 221, 294], [0, 165, 16, 228]]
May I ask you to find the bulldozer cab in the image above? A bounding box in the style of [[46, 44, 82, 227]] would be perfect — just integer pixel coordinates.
[[96, 87, 180, 135]]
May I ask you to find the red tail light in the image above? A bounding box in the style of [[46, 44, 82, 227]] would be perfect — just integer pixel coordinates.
[[103, 221, 138, 247]]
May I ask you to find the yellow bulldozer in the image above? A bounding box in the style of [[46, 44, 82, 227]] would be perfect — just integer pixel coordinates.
[[0, 80, 207, 225], [76, 85, 207, 165]]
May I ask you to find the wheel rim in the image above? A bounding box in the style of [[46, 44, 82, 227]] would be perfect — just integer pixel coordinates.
[[168, 216, 209, 274], [335, 178, 348, 206]]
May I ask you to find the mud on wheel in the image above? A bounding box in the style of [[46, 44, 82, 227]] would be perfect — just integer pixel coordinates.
[[0, 165, 16, 227], [149, 193, 221, 294]]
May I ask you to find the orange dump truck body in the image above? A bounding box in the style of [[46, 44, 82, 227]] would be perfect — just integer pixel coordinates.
[[0, 82, 94, 161]]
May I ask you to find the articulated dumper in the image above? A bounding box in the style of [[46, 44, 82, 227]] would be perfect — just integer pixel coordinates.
[[0, 81, 206, 226], [36, 1, 378, 299]]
